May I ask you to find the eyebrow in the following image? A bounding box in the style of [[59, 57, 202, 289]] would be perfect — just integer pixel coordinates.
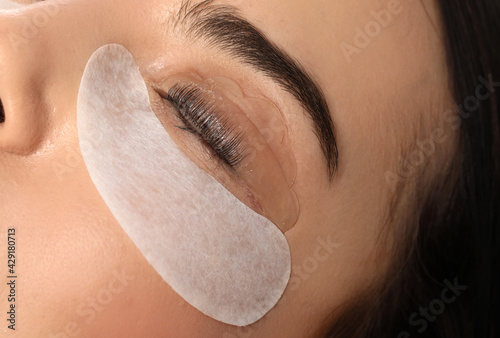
[[174, 0, 339, 179]]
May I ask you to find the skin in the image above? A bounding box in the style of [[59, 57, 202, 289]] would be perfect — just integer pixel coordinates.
[[0, 0, 454, 337]]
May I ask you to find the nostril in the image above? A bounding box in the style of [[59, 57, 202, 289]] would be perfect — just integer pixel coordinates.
[[0, 99, 5, 123]]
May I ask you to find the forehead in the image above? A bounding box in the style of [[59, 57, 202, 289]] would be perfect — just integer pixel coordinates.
[[223, 0, 446, 109]]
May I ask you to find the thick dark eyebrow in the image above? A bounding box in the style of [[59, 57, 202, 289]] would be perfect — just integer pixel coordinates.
[[174, 0, 339, 179]]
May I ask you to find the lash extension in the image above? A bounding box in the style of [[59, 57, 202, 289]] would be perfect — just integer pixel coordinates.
[[164, 84, 246, 167]]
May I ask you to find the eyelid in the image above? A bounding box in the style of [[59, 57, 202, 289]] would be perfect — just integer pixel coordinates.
[[162, 84, 247, 168], [154, 75, 299, 232], [205, 76, 298, 187]]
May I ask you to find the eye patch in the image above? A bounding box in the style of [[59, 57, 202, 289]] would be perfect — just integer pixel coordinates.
[[77, 44, 291, 326]]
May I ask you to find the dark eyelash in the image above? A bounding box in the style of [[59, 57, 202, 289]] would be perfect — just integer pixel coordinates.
[[164, 84, 246, 168]]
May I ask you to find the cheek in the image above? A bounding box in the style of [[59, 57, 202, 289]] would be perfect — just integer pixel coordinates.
[[1, 146, 225, 336]]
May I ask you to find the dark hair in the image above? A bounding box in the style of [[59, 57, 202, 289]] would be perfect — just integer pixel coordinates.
[[326, 1, 500, 337]]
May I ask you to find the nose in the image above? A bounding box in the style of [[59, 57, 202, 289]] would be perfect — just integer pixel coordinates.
[[0, 2, 104, 156], [0, 6, 58, 155], [0, 99, 5, 123]]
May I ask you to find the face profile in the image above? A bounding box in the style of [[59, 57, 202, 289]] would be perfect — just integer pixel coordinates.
[[0, 1, 498, 337]]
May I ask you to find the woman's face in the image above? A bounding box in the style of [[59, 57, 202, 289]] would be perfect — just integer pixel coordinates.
[[0, 0, 451, 337]]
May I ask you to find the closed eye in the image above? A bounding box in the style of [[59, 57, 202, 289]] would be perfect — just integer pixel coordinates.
[[159, 83, 247, 168]]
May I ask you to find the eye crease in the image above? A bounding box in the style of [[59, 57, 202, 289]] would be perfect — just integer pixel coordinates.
[[163, 84, 247, 168]]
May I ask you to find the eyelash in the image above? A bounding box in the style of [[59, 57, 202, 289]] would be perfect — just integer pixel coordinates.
[[163, 84, 246, 168]]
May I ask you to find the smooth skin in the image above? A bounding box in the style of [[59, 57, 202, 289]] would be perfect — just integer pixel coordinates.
[[0, 0, 454, 337]]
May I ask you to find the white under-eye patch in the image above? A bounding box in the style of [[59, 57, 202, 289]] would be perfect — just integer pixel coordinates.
[[0, 0, 22, 9], [77, 44, 291, 326]]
